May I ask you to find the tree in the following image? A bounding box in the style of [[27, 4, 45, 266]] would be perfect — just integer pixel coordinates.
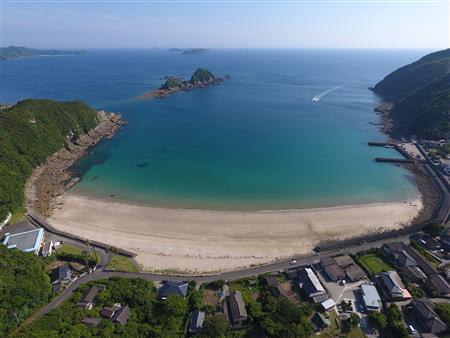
[[163, 294, 187, 317], [387, 304, 402, 322], [349, 313, 360, 327], [247, 301, 263, 321], [200, 316, 229, 337], [368, 311, 387, 329], [423, 222, 445, 237]]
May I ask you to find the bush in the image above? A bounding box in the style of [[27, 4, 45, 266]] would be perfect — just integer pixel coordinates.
[[423, 223, 445, 237]]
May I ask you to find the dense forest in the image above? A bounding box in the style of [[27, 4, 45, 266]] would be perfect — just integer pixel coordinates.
[[0, 99, 99, 220], [0, 46, 90, 60], [14, 277, 193, 338], [0, 246, 52, 336], [371, 48, 450, 139]]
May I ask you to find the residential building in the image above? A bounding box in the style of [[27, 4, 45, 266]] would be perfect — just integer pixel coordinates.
[[41, 241, 53, 257], [2, 228, 44, 254], [412, 299, 447, 334], [159, 281, 189, 299], [265, 275, 288, 298], [77, 285, 105, 310], [321, 255, 365, 282], [189, 310, 206, 333], [228, 290, 248, 324], [425, 274, 450, 298], [379, 271, 411, 300], [51, 265, 72, 285], [312, 312, 331, 331], [112, 305, 130, 325], [101, 304, 121, 318], [298, 268, 327, 299], [361, 284, 382, 312], [81, 317, 102, 327], [403, 265, 428, 284]]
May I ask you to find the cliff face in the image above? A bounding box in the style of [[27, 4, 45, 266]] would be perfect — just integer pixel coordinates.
[[371, 49, 450, 139]]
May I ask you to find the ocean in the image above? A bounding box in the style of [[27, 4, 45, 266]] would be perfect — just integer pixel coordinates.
[[3, 49, 427, 210]]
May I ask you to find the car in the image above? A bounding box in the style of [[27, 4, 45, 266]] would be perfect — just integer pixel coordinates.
[[290, 260, 297, 265], [408, 325, 416, 334]]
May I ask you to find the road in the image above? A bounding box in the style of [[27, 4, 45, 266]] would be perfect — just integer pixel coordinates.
[[34, 234, 412, 320]]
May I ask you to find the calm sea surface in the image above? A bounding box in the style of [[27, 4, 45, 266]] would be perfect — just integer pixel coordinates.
[[3, 49, 428, 209]]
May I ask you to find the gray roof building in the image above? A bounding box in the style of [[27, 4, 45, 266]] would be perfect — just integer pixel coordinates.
[[228, 290, 248, 324], [312, 312, 331, 331], [101, 304, 121, 318], [425, 274, 450, 297], [2, 228, 44, 254], [379, 271, 411, 300], [77, 285, 105, 309], [361, 284, 382, 311], [413, 299, 447, 334], [112, 305, 131, 325], [51, 265, 72, 285], [159, 281, 189, 299], [298, 268, 327, 299], [189, 310, 206, 333], [81, 317, 102, 327]]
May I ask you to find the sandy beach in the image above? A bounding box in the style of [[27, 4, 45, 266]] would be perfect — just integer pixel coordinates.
[[49, 192, 423, 273]]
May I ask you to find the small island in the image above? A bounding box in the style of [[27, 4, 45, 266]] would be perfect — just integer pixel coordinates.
[[139, 68, 227, 99]]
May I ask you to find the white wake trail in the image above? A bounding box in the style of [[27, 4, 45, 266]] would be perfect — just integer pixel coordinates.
[[312, 85, 344, 102]]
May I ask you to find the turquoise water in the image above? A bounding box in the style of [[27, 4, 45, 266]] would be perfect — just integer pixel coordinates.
[[3, 49, 426, 209]]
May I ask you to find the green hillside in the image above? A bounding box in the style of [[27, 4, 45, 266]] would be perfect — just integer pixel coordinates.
[[190, 68, 215, 84], [0, 99, 98, 220], [0, 245, 52, 336], [372, 49, 450, 139]]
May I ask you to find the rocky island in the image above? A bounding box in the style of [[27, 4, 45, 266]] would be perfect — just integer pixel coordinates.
[[139, 68, 227, 99]]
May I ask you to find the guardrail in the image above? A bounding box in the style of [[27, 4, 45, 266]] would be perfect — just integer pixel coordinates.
[[27, 212, 137, 257]]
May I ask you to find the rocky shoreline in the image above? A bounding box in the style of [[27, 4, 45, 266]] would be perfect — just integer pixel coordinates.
[[374, 101, 394, 136], [25, 110, 126, 217]]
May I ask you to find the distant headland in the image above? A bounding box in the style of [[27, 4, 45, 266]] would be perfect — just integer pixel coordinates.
[[0, 46, 91, 60], [139, 68, 230, 99]]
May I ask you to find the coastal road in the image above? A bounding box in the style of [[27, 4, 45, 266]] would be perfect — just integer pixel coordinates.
[[33, 233, 412, 321]]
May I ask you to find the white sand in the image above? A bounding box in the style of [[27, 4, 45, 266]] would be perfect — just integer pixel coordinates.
[[49, 193, 422, 273]]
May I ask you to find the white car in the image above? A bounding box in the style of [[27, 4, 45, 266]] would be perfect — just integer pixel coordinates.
[[408, 325, 416, 334], [290, 260, 297, 265]]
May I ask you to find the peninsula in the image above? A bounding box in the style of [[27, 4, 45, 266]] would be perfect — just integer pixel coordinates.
[[0, 46, 91, 60], [139, 68, 225, 99]]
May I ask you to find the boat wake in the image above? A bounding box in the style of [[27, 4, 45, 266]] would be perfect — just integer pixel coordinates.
[[312, 85, 343, 102]]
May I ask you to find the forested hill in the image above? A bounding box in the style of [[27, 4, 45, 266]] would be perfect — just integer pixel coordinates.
[[371, 48, 450, 139], [0, 46, 91, 60], [0, 99, 98, 220]]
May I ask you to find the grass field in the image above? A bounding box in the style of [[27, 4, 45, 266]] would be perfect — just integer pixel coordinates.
[[57, 243, 101, 263], [106, 254, 140, 272], [357, 253, 392, 275]]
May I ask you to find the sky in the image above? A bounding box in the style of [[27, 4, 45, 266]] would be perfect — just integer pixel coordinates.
[[1, 0, 449, 49]]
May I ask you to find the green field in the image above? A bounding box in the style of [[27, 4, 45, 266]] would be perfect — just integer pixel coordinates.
[[357, 253, 392, 275], [106, 254, 140, 272]]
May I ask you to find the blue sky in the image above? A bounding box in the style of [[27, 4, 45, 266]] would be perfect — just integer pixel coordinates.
[[2, 0, 449, 49]]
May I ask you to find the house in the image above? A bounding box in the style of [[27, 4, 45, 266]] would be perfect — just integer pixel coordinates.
[[412, 299, 447, 334], [51, 265, 72, 285], [298, 268, 327, 301], [382, 242, 405, 261], [265, 275, 288, 298], [312, 312, 331, 331], [361, 284, 382, 312], [112, 305, 130, 325], [2, 228, 44, 254], [189, 310, 206, 333], [379, 271, 411, 300], [321, 257, 345, 282], [41, 241, 53, 257], [403, 265, 428, 283], [321, 298, 336, 311], [159, 281, 189, 299], [425, 274, 450, 298], [77, 285, 105, 310], [228, 290, 248, 324], [101, 304, 121, 318], [81, 317, 102, 327], [345, 264, 366, 282], [321, 255, 365, 282]]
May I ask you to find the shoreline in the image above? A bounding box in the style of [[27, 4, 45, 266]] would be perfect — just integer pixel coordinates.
[[48, 192, 423, 273], [25, 110, 126, 217]]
